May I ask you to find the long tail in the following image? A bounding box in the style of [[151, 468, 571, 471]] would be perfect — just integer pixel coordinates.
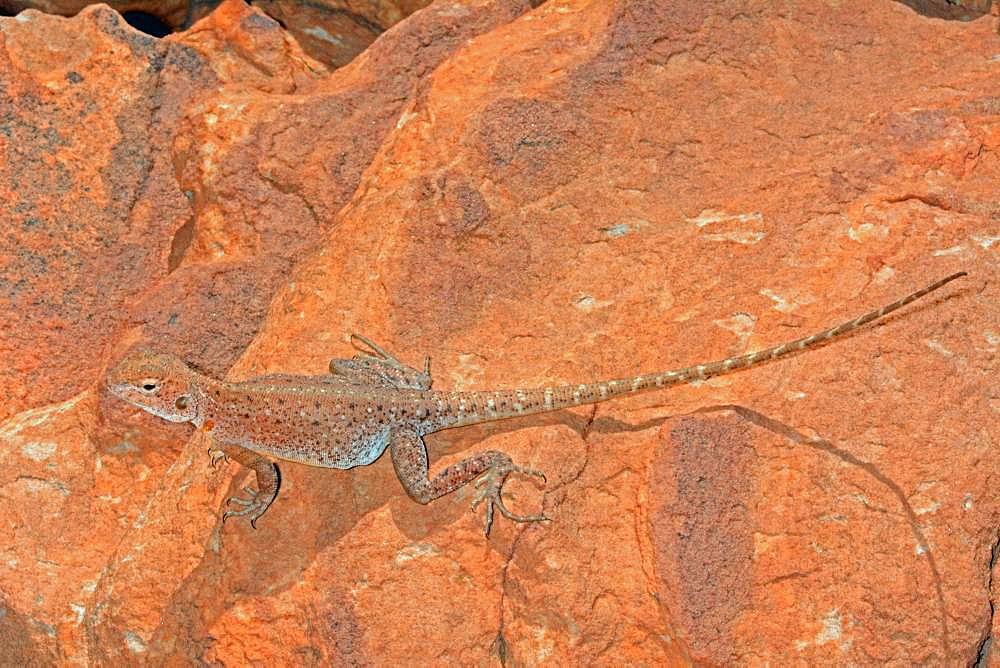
[[443, 272, 965, 427]]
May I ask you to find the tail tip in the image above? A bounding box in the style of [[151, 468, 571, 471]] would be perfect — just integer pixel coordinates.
[[947, 270, 968, 282]]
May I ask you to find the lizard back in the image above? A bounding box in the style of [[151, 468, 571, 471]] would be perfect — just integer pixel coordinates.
[[198, 378, 428, 469]]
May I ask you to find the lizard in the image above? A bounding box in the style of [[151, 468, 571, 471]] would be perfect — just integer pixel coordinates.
[[106, 271, 965, 535]]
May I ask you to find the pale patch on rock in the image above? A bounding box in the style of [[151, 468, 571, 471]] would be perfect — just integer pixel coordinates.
[[21, 440, 57, 462], [702, 230, 767, 245], [915, 500, 940, 515], [574, 294, 613, 312], [600, 218, 649, 237], [687, 209, 765, 244], [0, 392, 86, 440], [303, 26, 345, 46], [713, 312, 756, 351], [847, 222, 888, 242], [873, 265, 896, 284], [686, 209, 763, 227], [396, 109, 418, 129], [924, 338, 954, 357], [931, 245, 965, 256], [449, 353, 485, 391], [971, 234, 1000, 249], [759, 288, 816, 314], [124, 631, 147, 654], [984, 331, 998, 351], [395, 542, 438, 564], [815, 609, 852, 651]]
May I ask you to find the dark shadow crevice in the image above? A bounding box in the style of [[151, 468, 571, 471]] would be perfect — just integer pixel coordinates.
[[122, 10, 174, 37], [894, 0, 992, 20], [973, 533, 1000, 667], [166, 216, 195, 273]]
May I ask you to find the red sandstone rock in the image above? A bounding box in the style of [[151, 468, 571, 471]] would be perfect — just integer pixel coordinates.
[[252, 0, 434, 68], [0, 0, 198, 29], [0, 0, 435, 66], [1, 0, 998, 664]]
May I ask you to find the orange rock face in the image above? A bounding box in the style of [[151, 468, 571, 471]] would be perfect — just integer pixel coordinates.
[[252, 0, 435, 68], [1, 0, 998, 664], [0, 0, 435, 66]]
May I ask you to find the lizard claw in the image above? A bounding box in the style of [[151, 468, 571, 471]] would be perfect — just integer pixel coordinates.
[[208, 448, 229, 471], [221, 486, 274, 529], [471, 460, 549, 536], [225, 485, 257, 504]]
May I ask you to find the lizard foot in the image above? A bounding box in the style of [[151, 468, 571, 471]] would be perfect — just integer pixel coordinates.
[[222, 485, 276, 529], [471, 460, 549, 536], [208, 447, 229, 471]]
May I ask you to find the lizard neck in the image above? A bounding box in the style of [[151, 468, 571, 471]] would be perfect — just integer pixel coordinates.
[[189, 376, 226, 429]]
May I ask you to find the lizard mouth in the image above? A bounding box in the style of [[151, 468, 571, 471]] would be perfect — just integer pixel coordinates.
[[106, 381, 143, 405]]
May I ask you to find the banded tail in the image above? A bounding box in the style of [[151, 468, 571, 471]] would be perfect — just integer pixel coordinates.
[[445, 272, 965, 427]]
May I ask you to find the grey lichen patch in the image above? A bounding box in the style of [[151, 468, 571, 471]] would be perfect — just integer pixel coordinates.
[[573, 294, 612, 312], [600, 218, 649, 238]]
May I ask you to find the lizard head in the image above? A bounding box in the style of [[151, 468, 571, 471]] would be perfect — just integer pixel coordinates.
[[106, 349, 202, 423]]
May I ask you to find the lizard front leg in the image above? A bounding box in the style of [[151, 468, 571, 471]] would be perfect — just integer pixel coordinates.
[[212, 443, 281, 529], [389, 429, 548, 535]]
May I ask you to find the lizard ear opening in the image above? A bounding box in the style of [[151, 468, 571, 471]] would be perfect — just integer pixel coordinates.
[[175, 395, 190, 410]]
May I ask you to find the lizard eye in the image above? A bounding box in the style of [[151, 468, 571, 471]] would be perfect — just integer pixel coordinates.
[[139, 379, 159, 393]]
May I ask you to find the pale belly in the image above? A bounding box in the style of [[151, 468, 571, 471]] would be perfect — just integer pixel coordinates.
[[208, 402, 398, 469]]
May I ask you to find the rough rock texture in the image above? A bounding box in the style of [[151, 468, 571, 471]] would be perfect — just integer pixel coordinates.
[[1, 0, 998, 664], [0, 0, 220, 33], [0, 1, 325, 425], [899, 0, 993, 20], [0, 0, 435, 66], [253, 0, 435, 68]]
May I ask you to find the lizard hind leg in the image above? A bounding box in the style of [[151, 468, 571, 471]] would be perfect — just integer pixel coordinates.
[[389, 429, 548, 535]]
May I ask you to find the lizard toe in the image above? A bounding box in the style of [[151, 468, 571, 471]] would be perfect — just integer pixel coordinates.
[[221, 498, 272, 528], [222, 507, 250, 523], [492, 493, 549, 524], [225, 486, 258, 507], [471, 464, 548, 535], [208, 449, 230, 471], [220, 484, 276, 529], [511, 464, 547, 484]]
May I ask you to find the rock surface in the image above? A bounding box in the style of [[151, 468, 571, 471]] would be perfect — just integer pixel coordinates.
[[1, 0, 998, 664], [0, 0, 435, 66], [252, 0, 434, 68]]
